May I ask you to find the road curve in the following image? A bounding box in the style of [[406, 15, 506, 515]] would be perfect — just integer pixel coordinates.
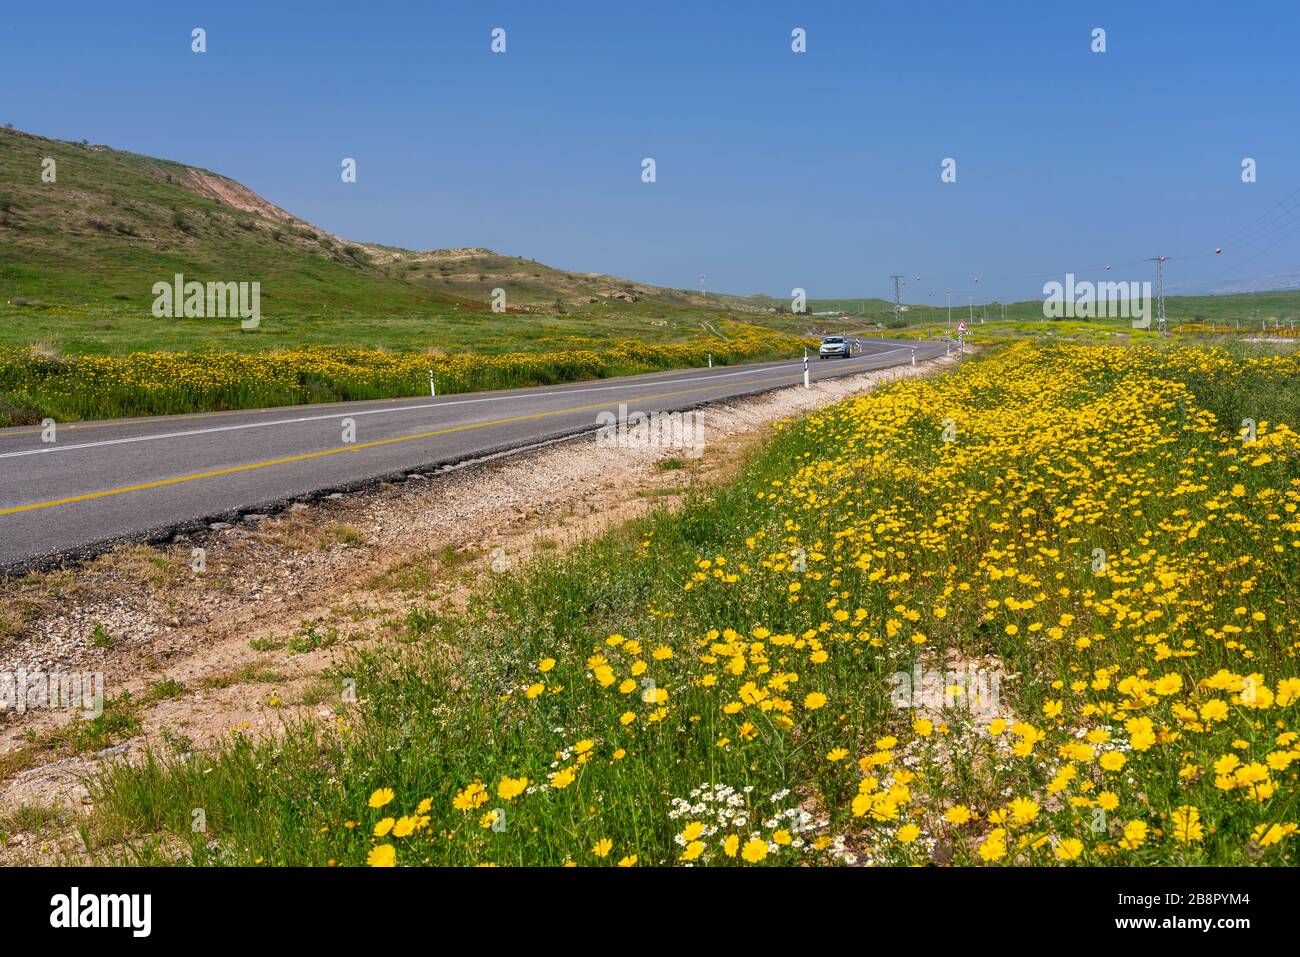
[[0, 338, 951, 571]]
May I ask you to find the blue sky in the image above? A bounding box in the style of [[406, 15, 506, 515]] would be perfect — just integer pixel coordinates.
[[5, 0, 1299, 301]]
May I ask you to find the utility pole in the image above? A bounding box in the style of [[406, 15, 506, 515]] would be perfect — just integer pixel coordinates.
[[890, 274, 905, 327], [968, 296, 974, 324], [1149, 256, 1168, 334], [946, 292, 953, 329], [700, 274, 706, 296]]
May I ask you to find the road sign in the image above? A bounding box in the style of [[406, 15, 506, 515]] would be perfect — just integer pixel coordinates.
[[956, 320, 968, 334]]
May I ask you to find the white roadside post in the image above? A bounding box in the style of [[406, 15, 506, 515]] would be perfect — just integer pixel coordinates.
[[911, 347, 916, 366], [708, 353, 712, 368], [803, 348, 810, 390], [429, 370, 436, 397]]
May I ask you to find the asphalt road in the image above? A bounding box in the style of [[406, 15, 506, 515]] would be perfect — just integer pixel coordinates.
[[0, 337, 951, 571]]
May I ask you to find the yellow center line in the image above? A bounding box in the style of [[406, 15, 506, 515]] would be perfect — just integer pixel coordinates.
[[0, 371, 803, 517]]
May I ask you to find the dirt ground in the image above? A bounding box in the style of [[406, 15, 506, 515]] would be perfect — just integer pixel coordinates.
[[0, 354, 961, 862]]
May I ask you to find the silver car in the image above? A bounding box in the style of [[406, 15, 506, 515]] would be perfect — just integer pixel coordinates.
[[819, 335, 852, 359]]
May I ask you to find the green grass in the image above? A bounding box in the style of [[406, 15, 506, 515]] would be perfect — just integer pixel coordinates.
[[88, 623, 116, 649]]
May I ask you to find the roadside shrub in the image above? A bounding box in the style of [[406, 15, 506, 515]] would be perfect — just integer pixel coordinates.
[[0, 394, 44, 427]]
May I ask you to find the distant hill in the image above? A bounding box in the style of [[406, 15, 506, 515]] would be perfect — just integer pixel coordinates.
[[1171, 273, 1300, 296], [368, 245, 764, 314]]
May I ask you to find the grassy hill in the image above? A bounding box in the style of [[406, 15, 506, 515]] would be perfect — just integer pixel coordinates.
[[0, 127, 779, 356]]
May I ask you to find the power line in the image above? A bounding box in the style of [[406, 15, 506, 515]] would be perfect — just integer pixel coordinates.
[[875, 183, 1300, 304], [1193, 216, 1300, 286], [927, 258, 1151, 286], [1215, 203, 1300, 254], [1217, 185, 1300, 247]]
